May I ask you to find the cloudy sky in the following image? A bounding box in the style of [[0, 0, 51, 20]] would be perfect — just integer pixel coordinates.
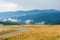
[[0, 0, 60, 12]]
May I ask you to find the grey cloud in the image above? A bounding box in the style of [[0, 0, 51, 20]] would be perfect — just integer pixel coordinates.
[[1, 0, 60, 10]]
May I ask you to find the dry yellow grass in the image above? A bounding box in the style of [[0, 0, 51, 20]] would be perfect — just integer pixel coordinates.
[[0, 25, 5, 28], [2, 25, 60, 40], [9, 25, 53, 28], [0, 30, 17, 35]]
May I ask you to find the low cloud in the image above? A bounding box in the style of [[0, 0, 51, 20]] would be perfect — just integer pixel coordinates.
[[25, 20, 33, 24], [36, 21, 45, 24], [8, 18, 18, 22], [2, 18, 19, 22]]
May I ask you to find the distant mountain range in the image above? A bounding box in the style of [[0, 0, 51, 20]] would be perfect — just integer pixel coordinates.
[[0, 9, 60, 25]]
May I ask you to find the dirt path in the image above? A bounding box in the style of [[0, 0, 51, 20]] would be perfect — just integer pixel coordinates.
[[0, 28, 32, 38]]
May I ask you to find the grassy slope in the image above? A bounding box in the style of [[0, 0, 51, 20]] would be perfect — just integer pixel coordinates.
[[3, 25, 60, 40]]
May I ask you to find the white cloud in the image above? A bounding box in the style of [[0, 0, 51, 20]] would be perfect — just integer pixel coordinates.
[[36, 21, 45, 24], [0, 3, 23, 12], [2, 18, 7, 22], [2, 18, 19, 22], [8, 18, 19, 22], [25, 20, 33, 24]]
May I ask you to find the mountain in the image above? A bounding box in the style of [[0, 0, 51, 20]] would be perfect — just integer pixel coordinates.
[[0, 9, 60, 25]]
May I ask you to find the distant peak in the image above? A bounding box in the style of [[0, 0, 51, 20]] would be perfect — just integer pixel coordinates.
[[34, 9, 40, 10], [48, 9, 56, 11], [29, 9, 56, 11], [32, 9, 40, 11]]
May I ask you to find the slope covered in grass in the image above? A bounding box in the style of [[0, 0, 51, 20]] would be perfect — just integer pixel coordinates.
[[4, 25, 60, 40]]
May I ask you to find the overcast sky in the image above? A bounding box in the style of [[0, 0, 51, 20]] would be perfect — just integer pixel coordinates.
[[0, 0, 60, 12]]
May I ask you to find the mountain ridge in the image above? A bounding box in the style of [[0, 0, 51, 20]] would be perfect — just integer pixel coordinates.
[[0, 9, 60, 25]]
